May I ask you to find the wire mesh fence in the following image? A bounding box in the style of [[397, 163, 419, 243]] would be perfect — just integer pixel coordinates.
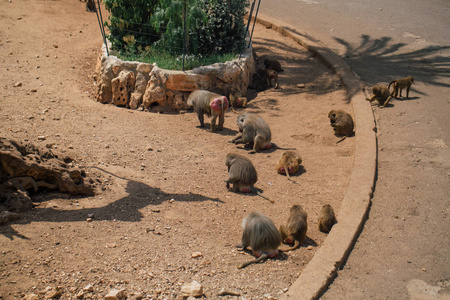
[[93, 0, 261, 71]]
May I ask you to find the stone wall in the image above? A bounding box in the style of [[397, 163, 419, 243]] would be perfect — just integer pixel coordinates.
[[94, 41, 255, 112]]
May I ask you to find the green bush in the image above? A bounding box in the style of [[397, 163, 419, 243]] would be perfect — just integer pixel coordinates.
[[105, 0, 250, 62], [104, 0, 159, 54], [196, 0, 249, 55]]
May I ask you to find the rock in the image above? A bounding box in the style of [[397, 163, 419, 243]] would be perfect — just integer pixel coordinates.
[[297, 83, 306, 88], [37, 136, 46, 141], [218, 288, 240, 296], [24, 294, 39, 300], [44, 287, 61, 299], [191, 252, 203, 258], [111, 70, 136, 107], [13, 82, 22, 87], [181, 281, 203, 297], [105, 288, 126, 300], [0, 211, 19, 224]]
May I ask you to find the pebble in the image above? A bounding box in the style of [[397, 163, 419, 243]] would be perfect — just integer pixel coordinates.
[[297, 83, 306, 88], [191, 252, 203, 258], [13, 82, 22, 87], [37, 136, 46, 141], [181, 281, 203, 297], [306, 245, 313, 250], [105, 288, 126, 300]]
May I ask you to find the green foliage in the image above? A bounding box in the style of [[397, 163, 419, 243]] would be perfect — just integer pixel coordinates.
[[104, 0, 159, 54], [150, 0, 207, 55], [105, 0, 249, 66], [197, 0, 249, 55], [116, 50, 237, 71]]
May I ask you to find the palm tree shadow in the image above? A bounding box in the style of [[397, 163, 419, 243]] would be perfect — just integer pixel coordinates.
[[334, 34, 450, 98], [1, 170, 223, 239]]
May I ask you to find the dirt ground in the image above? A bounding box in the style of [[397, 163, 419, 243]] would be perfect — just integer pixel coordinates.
[[0, 1, 354, 299]]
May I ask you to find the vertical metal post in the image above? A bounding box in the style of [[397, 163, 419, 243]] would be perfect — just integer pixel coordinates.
[[239, 0, 256, 58], [182, 0, 187, 71], [95, 0, 109, 56], [247, 0, 261, 48]]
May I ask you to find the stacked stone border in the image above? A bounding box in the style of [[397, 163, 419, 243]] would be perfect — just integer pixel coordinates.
[[94, 40, 255, 112], [250, 14, 377, 300]]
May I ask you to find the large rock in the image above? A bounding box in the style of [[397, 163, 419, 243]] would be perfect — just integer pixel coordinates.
[[111, 70, 136, 107]]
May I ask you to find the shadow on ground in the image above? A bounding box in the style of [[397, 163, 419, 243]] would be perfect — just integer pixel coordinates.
[[1, 172, 222, 240], [335, 34, 450, 94]]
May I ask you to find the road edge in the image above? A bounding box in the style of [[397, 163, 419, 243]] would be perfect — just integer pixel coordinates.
[[253, 14, 377, 300]]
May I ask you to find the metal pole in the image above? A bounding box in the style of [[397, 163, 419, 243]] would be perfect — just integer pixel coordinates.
[[248, 0, 261, 49], [239, 0, 256, 58], [96, 0, 109, 56], [182, 0, 187, 71]]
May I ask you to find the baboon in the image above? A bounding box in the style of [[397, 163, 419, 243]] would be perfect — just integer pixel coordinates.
[[237, 212, 282, 269], [249, 72, 269, 91], [225, 153, 274, 203], [85, 0, 96, 12], [279, 205, 308, 252], [229, 113, 296, 153], [258, 69, 279, 89], [276, 151, 302, 182], [388, 76, 414, 99], [318, 204, 337, 233], [264, 58, 284, 72], [229, 94, 248, 114], [187, 90, 229, 132], [328, 110, 354, 143], [366, 85, 393, 107]]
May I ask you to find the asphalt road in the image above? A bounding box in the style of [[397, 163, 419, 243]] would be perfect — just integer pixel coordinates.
[[258, 1, 450, 299]]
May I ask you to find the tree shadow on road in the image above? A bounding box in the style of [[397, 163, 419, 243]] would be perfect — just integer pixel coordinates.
[[334, 34, 450, 96]]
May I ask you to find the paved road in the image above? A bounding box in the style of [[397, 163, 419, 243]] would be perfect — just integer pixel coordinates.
[[259, 1, 450, 299]]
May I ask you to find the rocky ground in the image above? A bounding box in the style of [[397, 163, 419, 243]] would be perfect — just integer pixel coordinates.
[[0, 1, 354, 299]]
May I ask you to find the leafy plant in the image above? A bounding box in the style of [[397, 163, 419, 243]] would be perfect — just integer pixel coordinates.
[[104, 0, 159, 54]]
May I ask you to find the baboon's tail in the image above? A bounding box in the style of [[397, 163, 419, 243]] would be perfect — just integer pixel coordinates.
[[237, 253, 269, 269]]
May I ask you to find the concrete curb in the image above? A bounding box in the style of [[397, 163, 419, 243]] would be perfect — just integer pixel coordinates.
[[253, 14, 377, 300]]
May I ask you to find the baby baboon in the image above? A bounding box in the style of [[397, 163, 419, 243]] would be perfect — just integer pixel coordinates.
[[328, 110, 354, 143], [237, 211, 282, 269], [318, 204, 337, 233], [225, 153, 274, 203], [229, 113, 295, 153], [229, 94, 248, 114], [388, 76, 414, 99], [276, 151, 302, 182], [187, 90, 229, 132], [264, 58, 284, 72], [279, 205, 308, 252], [366, 85, 393, 107], [258, 69, 279, 89]]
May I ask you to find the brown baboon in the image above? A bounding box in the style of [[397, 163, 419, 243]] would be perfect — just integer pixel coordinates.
[[85, 0, 96, 12], [229, 94, 248, 114], [328, 110, 354, 143], [229, 113, 295, 153], [258, 69, 279, 89], [279, 205, 308, 252], [276, 151, 302, 182], [264, 58, 284, 72], [318, 204, 337, 233], [237, 211, 282, 269], [388, 76, 414, 99], [249, 72, 269, 91], [225, 153, 274, 203], [187, 90, 229, 132], [366, 85, 393, 107]]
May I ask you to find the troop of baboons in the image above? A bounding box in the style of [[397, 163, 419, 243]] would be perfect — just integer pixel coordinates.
[[184, 57, 346, 268]]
